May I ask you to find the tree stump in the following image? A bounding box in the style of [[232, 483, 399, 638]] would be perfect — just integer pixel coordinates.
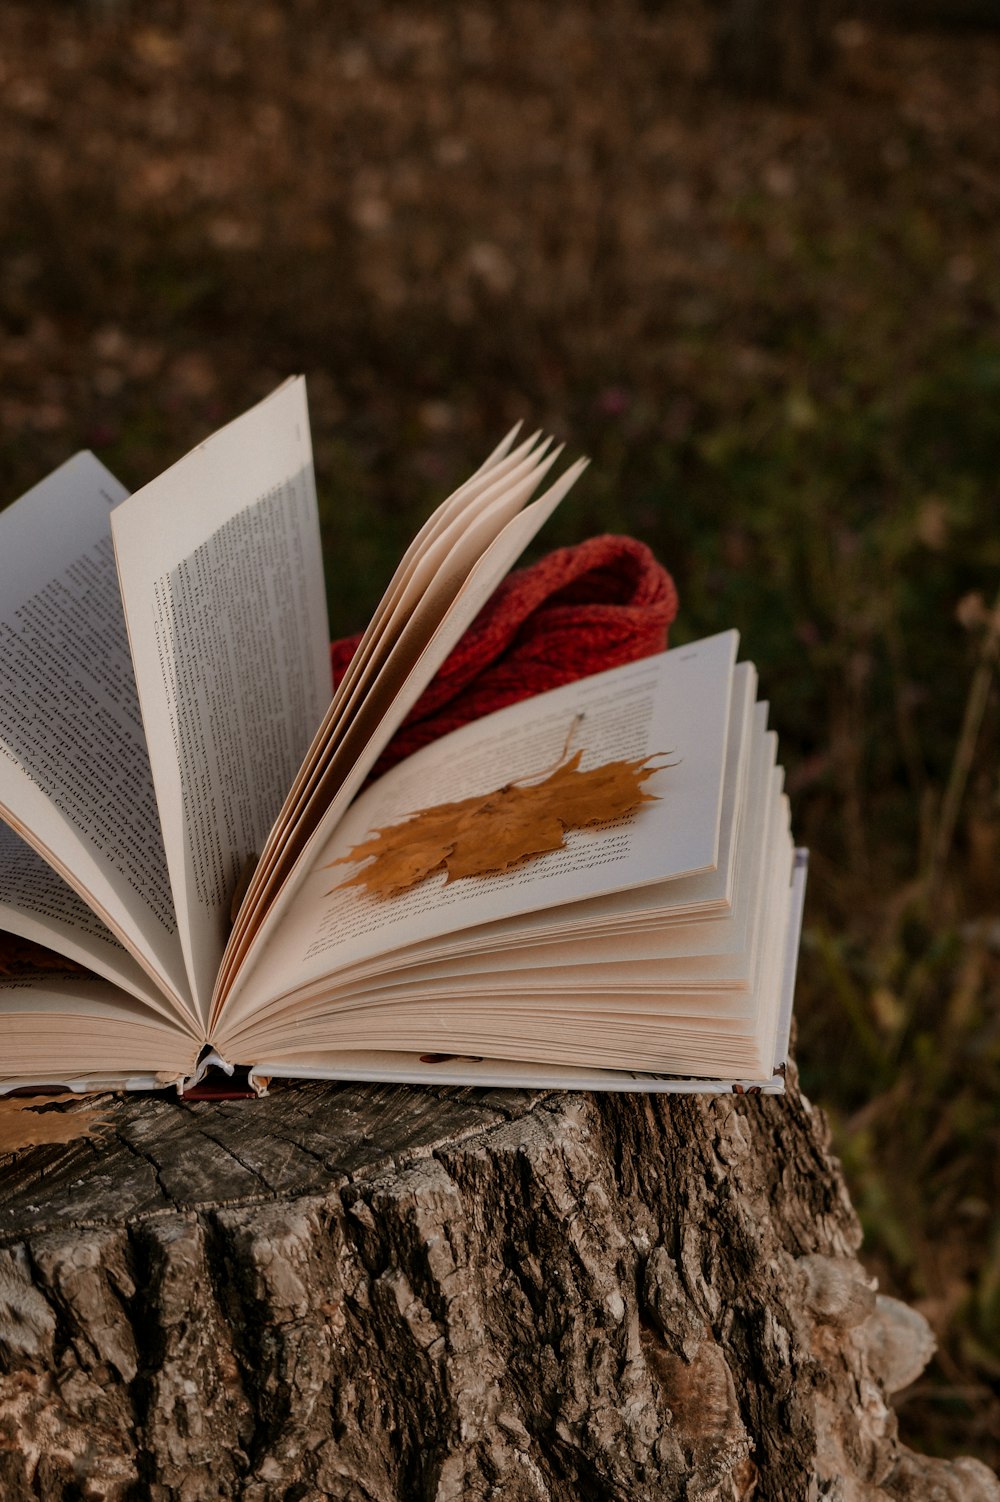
[[1, 1066, 997, 1502]]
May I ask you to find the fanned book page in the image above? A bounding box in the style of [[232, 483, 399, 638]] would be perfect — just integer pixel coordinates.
[[216, 633, 739, 1031], [110, 378, 332, 1024], [0, 379, 806, 1097], [213, 640, 801, 1085]]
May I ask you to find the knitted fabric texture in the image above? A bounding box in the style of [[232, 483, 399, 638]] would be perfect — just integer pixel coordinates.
[[329, 533, 679, 783]]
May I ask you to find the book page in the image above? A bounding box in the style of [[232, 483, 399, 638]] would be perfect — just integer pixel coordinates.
[[214, 447, 586, 1020], [236, 426, 532, 892], [223, 779, 796, 1083], [259, 450, 583, 884], [294, 427, 539, 800], [741, 784, 795, 1071], [247, 1054, 786, 1094], [216, 634, 736, 1036], [232, 996, 771, 1077], [0, 974, 201, 1079], [216, 433, 534, 985], [295, 665, 758, 994], [392, 684, 767, 971], [401, 699, 770, 964], [221, 659, 771, 1055], [0, 822, 175, 1015], [0, 453, 192, 1013], [219, 436, 579, 997], [111, 379, 330, 1019]]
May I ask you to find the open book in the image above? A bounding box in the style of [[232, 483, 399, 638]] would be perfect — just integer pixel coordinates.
[[0, 379, 805, 1098]]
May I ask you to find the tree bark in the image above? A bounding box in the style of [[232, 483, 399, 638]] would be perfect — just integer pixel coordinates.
[[0, 1068, 997, 1502]]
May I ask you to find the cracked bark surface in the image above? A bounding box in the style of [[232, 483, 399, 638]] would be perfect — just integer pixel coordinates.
[[0, 1069, 997, 1502]]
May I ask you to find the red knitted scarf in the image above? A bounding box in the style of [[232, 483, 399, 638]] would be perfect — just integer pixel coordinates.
[[330, 534, 679, 783]]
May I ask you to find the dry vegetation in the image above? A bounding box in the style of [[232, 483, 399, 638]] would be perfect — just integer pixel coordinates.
[[0, 0, 998, 1467]]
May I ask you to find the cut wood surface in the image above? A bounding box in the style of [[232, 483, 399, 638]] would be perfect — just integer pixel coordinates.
[[1, 1068, 997, 1502]]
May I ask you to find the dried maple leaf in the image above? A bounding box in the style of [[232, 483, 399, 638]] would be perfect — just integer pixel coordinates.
[[0, 1093, 112, 1156], [326, 749, 666, 898]]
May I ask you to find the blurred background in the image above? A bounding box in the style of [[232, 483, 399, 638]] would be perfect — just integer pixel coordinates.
[[1, 0, 998, 1466]]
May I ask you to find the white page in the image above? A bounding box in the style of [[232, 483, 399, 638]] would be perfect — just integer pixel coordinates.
[[0, 453, 191, 1010], [230, 427, 531, 882], [344, 665, 760, 979], [218, 668, 764, 1042], [0, 822, 174, 1014], [111, 379, 330, 1019], [222, 435, 571, 979], [301, 433, 554, 790], [216, 456, 588, 1024], [319, 667, 760, 991], [393, 696, 770, 966], [249, 1054, 787, 1093], [0, 974, 200, 1078], [238, 838, 808, 1092], [262, 449, 582, 866], [232, 1006, 767, 1076], [773, 849, 808, 1067], [747, 791, 795, 1071], [217, 634, 736, 1036], [219, 695, 780, 1048], [293, 940, 753, 1004], [305, 424, 529, 766]]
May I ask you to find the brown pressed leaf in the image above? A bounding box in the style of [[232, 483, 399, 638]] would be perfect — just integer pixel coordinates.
[[0, 1093, 113, 1155], [325, 749, 667, 898]]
